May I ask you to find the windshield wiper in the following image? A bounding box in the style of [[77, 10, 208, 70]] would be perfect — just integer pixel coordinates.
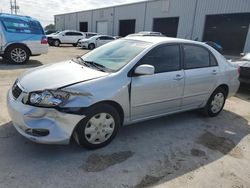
[[72, 57, 112, 72]]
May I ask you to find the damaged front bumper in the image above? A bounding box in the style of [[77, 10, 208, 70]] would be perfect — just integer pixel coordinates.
[[7, 89, 85, 144]]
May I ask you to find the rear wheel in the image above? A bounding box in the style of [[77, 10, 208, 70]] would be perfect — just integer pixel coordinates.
[[203, 88, 227, 117], [74, 103, 121, 149], [88, 43, 95, 50], [5, 45, 30, 64], [54, 40, 60, 47]]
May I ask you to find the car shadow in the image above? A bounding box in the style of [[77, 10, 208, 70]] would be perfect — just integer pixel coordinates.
[[0, 58, 43, 70], [0, 109, 249, 187], [235, 84, 250, 102]]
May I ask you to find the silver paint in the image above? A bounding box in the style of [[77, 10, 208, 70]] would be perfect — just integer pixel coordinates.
[[7, 37, 240, 144]]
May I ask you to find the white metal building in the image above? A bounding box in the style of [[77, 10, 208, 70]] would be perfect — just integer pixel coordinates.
[[55, 0, 250, 54]]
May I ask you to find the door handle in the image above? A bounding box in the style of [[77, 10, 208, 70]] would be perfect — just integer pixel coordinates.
[[212, 70, 217, 75], [174, 74, 184, 81]]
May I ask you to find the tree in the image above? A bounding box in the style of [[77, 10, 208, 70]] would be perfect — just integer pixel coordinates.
[[44, 24, 55, 31]]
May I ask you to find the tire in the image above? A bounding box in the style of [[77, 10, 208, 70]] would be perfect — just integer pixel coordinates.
[[203, 88, 227, 117], [72, 43, 77, 47], [88, 43, 95, 50], [74, 103, 121, 149], [5, 45, 30, 64], [54, 40, 60, 47]]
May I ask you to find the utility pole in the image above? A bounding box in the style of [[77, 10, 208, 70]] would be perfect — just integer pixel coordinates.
[[10, 0, 19, 14], [10, 0, 13, 14]]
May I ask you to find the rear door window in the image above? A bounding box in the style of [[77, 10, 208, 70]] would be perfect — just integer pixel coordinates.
[[2, 18, 44, 34], [183, 45, 210, 69]]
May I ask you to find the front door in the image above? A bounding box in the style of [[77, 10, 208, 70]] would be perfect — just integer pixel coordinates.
[[130, 44, 184, 121]]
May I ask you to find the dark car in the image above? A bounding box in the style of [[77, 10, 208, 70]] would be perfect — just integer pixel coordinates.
[[232, 53, 250, 85]]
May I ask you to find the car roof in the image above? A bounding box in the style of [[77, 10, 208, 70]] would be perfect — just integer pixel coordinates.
[[85, 32, 98, 34], [93, 34, 113, 37], [62, 30, 83, 33], [0, 13, 38, 22], [125, 36, 207, 46]]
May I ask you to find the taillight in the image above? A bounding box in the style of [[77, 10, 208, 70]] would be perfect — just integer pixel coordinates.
[[41, 36, 48, 44], [237, 67, 241, 76]]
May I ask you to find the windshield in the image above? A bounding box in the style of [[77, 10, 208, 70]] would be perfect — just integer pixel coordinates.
[[81, 39, 151, 71], [2, 18, 44, 35]]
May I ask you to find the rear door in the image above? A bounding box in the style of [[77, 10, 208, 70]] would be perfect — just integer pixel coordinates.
[[62, 32, 73, 43], [130, 44, 184, 121], [71, 32, 84, 43], [96, 36, 114, 47], [182, 44, 219, 109]]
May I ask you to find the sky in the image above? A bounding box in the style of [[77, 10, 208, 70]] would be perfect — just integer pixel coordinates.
[[0, 0, 146, 27]]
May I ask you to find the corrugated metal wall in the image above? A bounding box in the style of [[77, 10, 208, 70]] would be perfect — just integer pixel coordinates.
[[54, 0, 250, 53]]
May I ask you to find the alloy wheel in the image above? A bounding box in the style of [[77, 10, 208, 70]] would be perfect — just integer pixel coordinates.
[[10, 48, 27, 63]]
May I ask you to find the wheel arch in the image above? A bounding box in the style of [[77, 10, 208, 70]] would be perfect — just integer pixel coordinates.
[[215, 84, 229, 98], [93, 100, 124, 125], [4, 43, 32, 56], [70, 100, 125, 145]]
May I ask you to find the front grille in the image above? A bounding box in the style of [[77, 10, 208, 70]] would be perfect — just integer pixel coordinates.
[[12, 84, 22, 99]]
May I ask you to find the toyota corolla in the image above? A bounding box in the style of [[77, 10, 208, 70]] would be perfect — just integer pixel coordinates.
[[7, 37, 240, 149]]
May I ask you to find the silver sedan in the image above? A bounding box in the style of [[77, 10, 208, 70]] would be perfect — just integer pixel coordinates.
[[7, 37, 240, 149]]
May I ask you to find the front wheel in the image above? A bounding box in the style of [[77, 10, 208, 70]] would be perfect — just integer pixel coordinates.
[[74, 104, 121, 149], [203, 88, 226, 117]]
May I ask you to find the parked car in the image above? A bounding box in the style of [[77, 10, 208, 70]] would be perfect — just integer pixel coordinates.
[[78, 35, 115, 50], [127, 31, 165, 37], [7, 36, 239, 149], [230, 53, 250, 85], [0, 13, 48, 64], [204, 41, 223, 53], [47, 30, 86, 47], [84, 32, 98, 38]]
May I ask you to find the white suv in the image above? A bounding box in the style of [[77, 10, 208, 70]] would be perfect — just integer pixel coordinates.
[[47, 30, 86, 47]]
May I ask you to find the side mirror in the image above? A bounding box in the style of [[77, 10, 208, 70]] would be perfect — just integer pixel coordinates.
[[134, 64, 155, 76]]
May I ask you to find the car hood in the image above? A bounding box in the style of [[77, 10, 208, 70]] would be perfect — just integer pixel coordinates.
[[18, 61, 109, 92], [232, 60, 250, 68], [46, 34, 58, 37], [80, 38, 91, 42]]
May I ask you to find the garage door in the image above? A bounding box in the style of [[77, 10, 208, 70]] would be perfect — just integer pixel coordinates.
[[153, 17, 179, 37], [79, 22, 88, 32], [203, 13, 250, 55], [119, 19, 136, 37], [97, 21, 108, 35]]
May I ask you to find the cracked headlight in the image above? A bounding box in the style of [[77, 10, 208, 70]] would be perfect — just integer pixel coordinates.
[[28, 90, 70, 107]]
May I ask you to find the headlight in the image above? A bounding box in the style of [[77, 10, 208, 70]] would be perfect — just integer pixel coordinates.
[[28, 90, 70, 107]]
